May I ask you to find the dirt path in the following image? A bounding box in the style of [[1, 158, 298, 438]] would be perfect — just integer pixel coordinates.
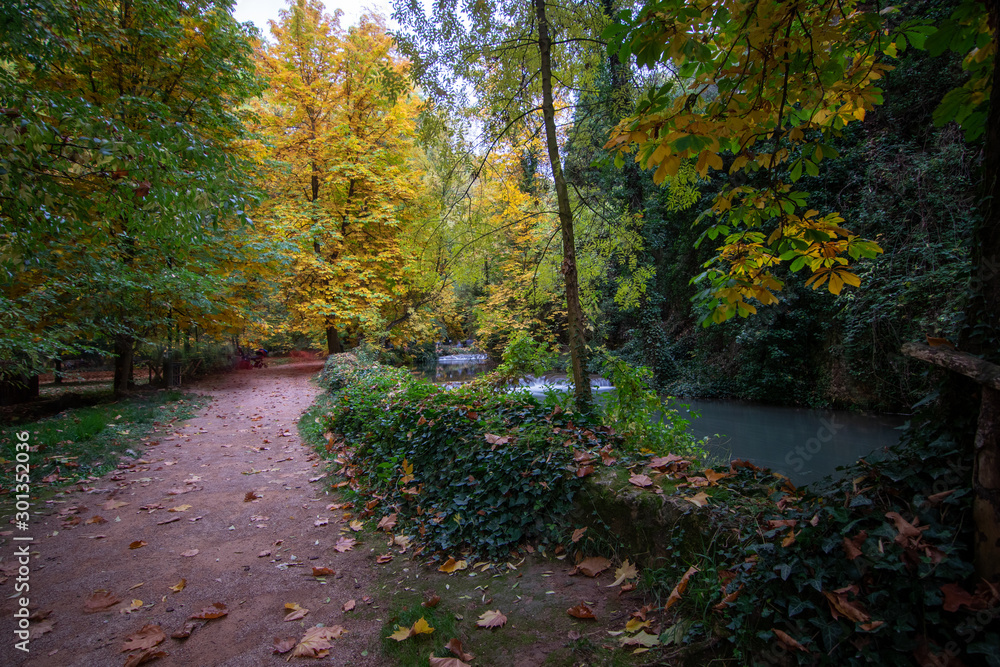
[[1, 362, 385, 667]]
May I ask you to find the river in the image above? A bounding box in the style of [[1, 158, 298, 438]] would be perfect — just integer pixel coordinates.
[[415, 356, 907, 486]]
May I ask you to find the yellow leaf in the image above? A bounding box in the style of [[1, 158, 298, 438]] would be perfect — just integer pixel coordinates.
[[607, 560, 638, 587], [411, 617, 434, 636], [625, 618, 652, 633], [169, 579, 186, 593]]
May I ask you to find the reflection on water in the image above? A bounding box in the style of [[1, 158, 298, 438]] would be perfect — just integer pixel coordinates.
[[678, 399, 907, 486], [411, 358, 907, 486]]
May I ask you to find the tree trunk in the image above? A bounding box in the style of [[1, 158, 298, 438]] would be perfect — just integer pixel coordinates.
[[973, 386, 1000, 579], [326, 326, 343, 355], [113, 333, 134, 396], [534, 0, 590, 411]]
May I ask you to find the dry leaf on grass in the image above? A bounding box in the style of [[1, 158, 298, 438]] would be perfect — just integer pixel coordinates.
[[422, 593, 441, 608], [572, 556, 611, 578], [84, 590, 122, 613], [123, 648, 168, 667], [377, 514, 397, 531], [476, 609, 507, 628], [625, 618, 651, 633], [571, 527, 587, 543], [666, 566, 699, 610], [284, 602, 309, 621], [429, 658, 471, 667], [376, 554, 393, 564], [349, 520, 364, 532], [607, 560, 638, 587], [445, 637, 474, 661], [620, 630, 660, 648], [683, 492, 710, 508], [189, 602, 227, 620], [342, 599, 356, 612], [388, 616, 434, 641], [121, 624, 165, 652]]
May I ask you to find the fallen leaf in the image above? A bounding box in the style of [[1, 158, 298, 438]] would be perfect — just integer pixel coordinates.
[[168, 504, 192, 513], [629, 473, 653, 487], [312, 567, 335, 577], [423, 593, 441, 608], [342, 599, 356, 612], [445, 637, 474, 661], [625, 618, 651, 633], [84, 590, 122, 613], [156, 517, 179, 526], [773, 628, 808, 652], [665, 565, 699, 609], [123, 648, 168, 667], [349, 520, 364, 532], [377, 514, 397, 531], [843, 531, 867, 561], [170, 621, 199, 639], [822, 589, 871, 624], [608, 560, 638, 587], [683, 492, 711, 507], [940, 583, 985, 612], [290, 625, 345, 658], [314, 517, 329, 527], [258, 550, 271, 558], [180, 549, 199, 558], [567, 603, 596, 619], [376, 554, 393, 564], [189, 602, 227, 620], [439, 557, 468, 574], [85, 515, 108, 525], [31, 618, 55, 636], [389, 616, 435, 641], [429, 658, 471, 667], [284, 602, 309, 621], [102, 500, 129, 510], [620, 630, 660, 647], [334, 537, 356, 553], [244, 492, 261, 502], [121, 624, 165, 652], [573, 556, 611, 578], [476, 609, 507, 628], [120, 599, 144, 614], [129, 540, 147, 550], [571, 527, 587, 543], [273, 636, 297, 654]]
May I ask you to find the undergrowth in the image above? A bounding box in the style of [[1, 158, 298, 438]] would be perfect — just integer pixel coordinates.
[[0, 389, 202, 493]]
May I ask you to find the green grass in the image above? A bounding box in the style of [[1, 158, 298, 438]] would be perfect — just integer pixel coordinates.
[[0, 389, 204, 493]]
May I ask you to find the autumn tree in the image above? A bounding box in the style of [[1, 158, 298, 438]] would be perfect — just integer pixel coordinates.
[[252, 1, 427, 353], [606, 0, 1000, 579], [0, 0, 261, 393]]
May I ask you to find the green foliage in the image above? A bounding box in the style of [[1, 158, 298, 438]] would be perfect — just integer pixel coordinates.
[[492, 333, 557, 385], [317, 356, 622, 558], [598, 352, 705, 457], [0, 390, 200, 486], [645, 426, 995, 666]]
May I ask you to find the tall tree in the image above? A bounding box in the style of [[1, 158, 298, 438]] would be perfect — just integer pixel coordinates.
[[0, 0, 261, 393], [253, 1, 426, 353], [393, 0, 610, 410]]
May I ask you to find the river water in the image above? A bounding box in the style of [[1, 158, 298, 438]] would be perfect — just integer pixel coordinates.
[[415, 356, 907, 486]]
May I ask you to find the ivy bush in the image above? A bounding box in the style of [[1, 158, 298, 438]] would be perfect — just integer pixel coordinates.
[[317, 355, 622, 559]]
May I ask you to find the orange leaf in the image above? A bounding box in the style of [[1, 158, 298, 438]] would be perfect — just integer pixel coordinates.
[[312, 567, 335, 576], [665, 566, 699, 610], [129, 540, 147, 550], [773, 628, 808, 652], [629, 473, 653, 487], [567, 603, 596, 619], [342, 599, 356, 612], [121, 624, 166, 652], [573, 556, 611, 577], [189, 602, 227, 620], [445, 637, 474, 661], [84, 590, 121, 613], [571, 527, 587, 543]]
